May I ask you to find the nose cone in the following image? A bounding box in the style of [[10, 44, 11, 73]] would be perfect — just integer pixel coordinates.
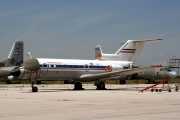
[[169, 71, 177, 78], [10, 68, 20, 77], [22, 58, 40, 71]]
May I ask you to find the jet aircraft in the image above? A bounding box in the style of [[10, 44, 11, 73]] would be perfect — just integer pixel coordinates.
[[94, 39, 177, 84], [0, 40, 23, 80], [10, 39, 161, 92], [130, 65, 177, 83]]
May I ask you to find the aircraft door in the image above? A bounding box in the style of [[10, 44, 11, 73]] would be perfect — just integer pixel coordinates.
[[42, 63, 48, 75], [85, 64, 89, 72]]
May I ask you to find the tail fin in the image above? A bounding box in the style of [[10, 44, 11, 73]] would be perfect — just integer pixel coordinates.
[[27, 52, 32, 59], [5, 40, 24, 67], [95, 39, 162, 62], [95, 45, 103, 59]]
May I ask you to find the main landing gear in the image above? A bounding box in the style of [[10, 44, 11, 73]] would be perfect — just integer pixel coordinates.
[[73, 80, 106, 90], [94, 80, 106, 90], [147, 78, 155, 84], [119, 79, 126, 84], [31, 80, 38, 92], [73, 82, 84, 90]]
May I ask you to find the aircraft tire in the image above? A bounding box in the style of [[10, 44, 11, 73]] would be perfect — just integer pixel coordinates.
[[168, 89, 171, 92], [155, 89, 158, 92], [148, 79, 154, 84], [119, 80, 126, 84], [97, 82, 106, 90], [36, 81, 42, 85], [74, 82, 83, 90], [32, 86, 38, 92], [151, 89, 154, 92], [159, 89, 162, 92], [6, 80, 11, 84], [64, 80, 69, 84], [175, 87, 179, 92]]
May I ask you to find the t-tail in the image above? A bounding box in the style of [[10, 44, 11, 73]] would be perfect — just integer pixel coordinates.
[[95, 39, 162, 62], [5, 40, 24, 67]]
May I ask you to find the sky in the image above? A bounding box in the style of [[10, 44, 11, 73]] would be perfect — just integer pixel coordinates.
[[0, 0, 180, 66]]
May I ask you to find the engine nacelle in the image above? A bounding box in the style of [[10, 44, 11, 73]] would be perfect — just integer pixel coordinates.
[[106, 65, 124, 72], [8, 76, 14, 80]]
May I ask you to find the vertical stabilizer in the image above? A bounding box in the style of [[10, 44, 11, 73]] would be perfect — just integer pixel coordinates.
[[5, 40, 24, 67], [95, 45, 103, 59], [27, 52, 32, 59]]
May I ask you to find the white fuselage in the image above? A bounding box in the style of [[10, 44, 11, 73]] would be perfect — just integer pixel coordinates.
[[19, 58, 133, 81]]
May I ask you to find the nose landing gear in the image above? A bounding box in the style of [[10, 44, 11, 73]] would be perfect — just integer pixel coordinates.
[[31, 80, 38, 92]]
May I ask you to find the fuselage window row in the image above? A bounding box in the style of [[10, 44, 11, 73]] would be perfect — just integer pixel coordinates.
[[39, 64, 107, 69]]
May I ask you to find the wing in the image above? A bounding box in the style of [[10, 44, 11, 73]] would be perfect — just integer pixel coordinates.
[[80, 66, 152, 80]]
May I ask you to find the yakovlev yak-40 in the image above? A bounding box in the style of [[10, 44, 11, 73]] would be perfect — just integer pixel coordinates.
[[10, 39, 162, 92]]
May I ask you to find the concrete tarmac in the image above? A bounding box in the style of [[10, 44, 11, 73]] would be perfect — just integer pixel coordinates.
[[0, 84, 179, 120]]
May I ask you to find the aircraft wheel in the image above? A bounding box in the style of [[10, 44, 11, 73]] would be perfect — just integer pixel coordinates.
[[168, 89, 171, 92], [97, 82, 106, 90], [159, 89, 162, 92], [175, 87, 179, 92], [6, 80, 11, 84], [32, 86, 38, 92], [151, 89, 154, 92], [64, 80, 69, 84], [148, 79, 154, 84], [155, 89, 158, 92], [36, 81, 42, 85], [74, 82, 84, 90], [119, 80, 126, 84]]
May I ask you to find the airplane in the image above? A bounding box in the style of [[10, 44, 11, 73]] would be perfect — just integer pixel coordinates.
[[10, 39, 162, 92], [129, 65, 177, 83], [0, 40, 23, 80], [95, 39, 176, 84]]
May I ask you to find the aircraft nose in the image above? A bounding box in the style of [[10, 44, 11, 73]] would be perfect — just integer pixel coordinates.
[[22, 58, 40, 71], [10, 68, 20, 77], [169, 71, 177, 78]]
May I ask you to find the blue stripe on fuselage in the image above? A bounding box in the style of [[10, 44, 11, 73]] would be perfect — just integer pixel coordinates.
[[40, 64, 107, 69]]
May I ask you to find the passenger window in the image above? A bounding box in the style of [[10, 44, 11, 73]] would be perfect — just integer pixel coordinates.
[[43, 64, 47, 67]]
